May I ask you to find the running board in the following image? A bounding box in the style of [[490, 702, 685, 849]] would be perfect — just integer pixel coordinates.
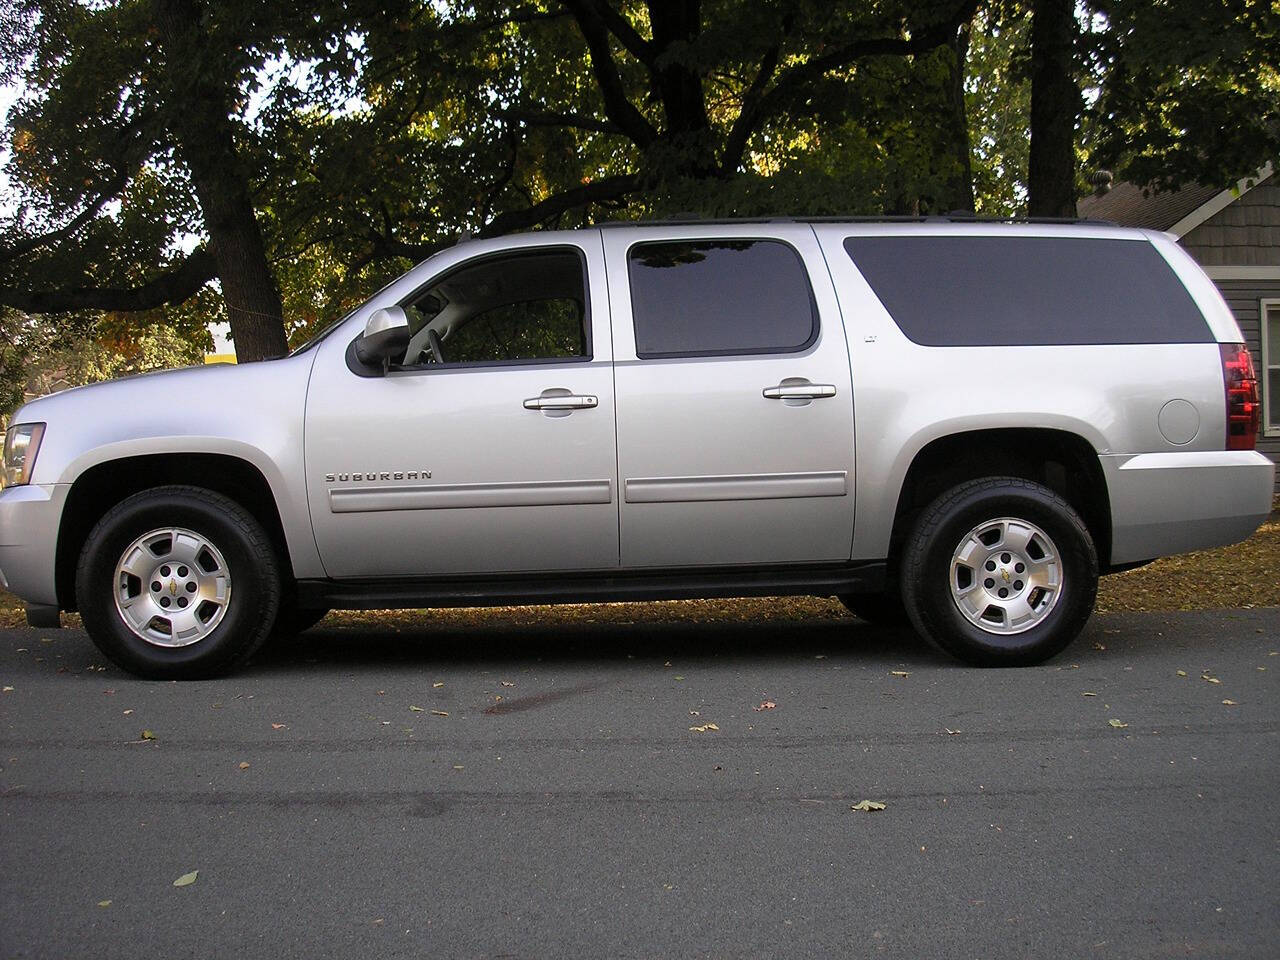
[[297, 562, 886, 611]]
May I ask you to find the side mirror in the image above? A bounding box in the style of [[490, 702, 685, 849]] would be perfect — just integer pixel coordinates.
[[354, 306, 411, 366]]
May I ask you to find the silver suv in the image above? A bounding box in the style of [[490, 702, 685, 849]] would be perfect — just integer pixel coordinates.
[[1, 219, 1273, 678]]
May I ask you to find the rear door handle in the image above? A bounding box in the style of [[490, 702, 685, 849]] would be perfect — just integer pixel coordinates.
[[523, 394, 598, 410], [763, 383, 836, 400]]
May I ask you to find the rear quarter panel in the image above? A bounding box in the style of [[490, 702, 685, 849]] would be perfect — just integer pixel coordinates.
[[812, 223, 1232, 562]]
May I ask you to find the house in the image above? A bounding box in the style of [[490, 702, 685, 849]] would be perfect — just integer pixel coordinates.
[[1080, 165, 1279, 491]]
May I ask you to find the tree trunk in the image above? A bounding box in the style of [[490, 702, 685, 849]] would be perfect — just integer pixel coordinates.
[[154, 0, 288, 361], [1027, 0, 1080, 217]]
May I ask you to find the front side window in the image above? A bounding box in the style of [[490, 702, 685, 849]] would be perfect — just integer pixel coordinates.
[[400, 248, 589, 366], [627, 239, 818, 358]]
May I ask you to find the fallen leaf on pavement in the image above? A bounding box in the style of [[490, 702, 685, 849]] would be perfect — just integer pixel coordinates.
[[409, 705, 424, 712], [754, 701, 777, 711], [1082, 692, 1097, 697], [1, 686, 12, 693], [674, 675, 685, 681], [238, 762, 250, 770], [1222, 699, 1238, 706], [1201, 674, 1221, 683], [944, 728, 962, 735], [123, 709, 133, 715], [1108, 719, 1128, 729], [141, 730, 156, 741], [271, 723, 286, 730], [890, 671, 909, 678], [433, 682, 444, 688], [97, 900, 111, 908], [431, 710, 449, 717], [500, 681, 515, 687], [850, 800, 886, 812], [172, 871, 198, 888], [689, 723, 719, 733], [1176, 670, 1187, 677]]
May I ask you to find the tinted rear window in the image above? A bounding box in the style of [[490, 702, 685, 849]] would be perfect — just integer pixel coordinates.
[[843, 235, 1212, 346], [628, 240, 817, 357]]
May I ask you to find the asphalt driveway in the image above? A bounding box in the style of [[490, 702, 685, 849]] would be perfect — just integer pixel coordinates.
[[1, 607, 1277, 958]]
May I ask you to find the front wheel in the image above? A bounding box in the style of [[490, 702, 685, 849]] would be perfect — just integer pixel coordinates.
[[901, 478, 1097, 666], [75, 486, 281, 679]]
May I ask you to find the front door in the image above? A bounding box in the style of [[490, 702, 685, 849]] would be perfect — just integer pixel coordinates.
[[602, 224, 856, 568], [304, 236, 619, 578]]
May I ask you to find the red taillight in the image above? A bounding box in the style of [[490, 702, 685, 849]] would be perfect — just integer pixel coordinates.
[[1220, 343, 1260, 450]]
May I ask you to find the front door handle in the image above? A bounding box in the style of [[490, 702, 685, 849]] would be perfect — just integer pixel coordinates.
[[763, 383, 837, 400], [523, 394, 598, 410]]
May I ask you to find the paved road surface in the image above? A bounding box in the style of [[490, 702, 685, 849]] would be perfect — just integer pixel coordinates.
[[1, 608, 1277, 958]]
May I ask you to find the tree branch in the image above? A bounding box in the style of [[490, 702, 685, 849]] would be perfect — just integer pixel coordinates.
[[0, 247, 216, 314], [561, 0, 658, 148], [498, 106, 622, 135], [368, 174, 642, 263], [479, 173, 640, 236], [586, 0, 654, 66], [727, 1, 980, 165], [0, 180, 129, 266]]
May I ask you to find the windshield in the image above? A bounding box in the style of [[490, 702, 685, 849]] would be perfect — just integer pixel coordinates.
[[287, 251, 443, 357], [287, 312, 351, 357]]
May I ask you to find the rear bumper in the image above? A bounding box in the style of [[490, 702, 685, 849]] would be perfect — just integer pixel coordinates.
[[0, 483, 67, 607], [1101, 451, 1275, 565]]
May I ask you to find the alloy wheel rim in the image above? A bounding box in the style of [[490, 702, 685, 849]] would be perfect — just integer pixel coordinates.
[[949, 517, 1062, 636], [113, 527, 232, 647]]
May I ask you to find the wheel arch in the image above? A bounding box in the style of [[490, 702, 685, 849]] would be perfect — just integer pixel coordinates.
[[887, 427, 1112, 573], [56, 453, 294, 610]]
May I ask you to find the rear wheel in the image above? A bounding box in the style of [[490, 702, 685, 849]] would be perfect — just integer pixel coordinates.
[[901, 477, 1097, 666], [76, 486, 281, 679]]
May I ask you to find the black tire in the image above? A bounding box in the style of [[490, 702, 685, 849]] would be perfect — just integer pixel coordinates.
[[838, 589, 909, 626], [272, 601, 330, 638], [901, 477, 1097, 667], [75, 486, 281, 679]]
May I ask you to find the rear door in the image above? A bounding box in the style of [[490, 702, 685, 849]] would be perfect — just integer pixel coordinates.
[[603, 224, 856, 568]]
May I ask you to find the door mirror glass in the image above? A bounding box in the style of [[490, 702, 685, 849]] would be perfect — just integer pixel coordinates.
[[354, 306, 411, 365]]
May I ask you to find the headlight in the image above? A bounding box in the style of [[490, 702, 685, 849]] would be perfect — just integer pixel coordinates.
[[2, 423, 45, 489]]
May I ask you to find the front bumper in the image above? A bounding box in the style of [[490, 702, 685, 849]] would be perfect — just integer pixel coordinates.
[[1102, 450, 1275, 565], [0, 483, 68, 607]]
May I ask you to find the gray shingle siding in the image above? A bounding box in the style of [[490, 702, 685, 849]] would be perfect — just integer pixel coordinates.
[[1182, 181, 1280, 266]]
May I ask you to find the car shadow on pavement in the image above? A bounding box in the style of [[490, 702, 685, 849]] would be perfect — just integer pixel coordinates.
[[249, 615, 948, 674]]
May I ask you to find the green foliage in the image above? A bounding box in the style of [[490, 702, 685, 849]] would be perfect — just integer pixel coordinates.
[[0, 305, 211, 420], [1085, 0, 1280, 189], [966, 8, 1032, 215]]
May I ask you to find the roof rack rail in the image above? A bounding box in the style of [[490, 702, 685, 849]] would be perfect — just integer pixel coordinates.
[[597, 214, 1117, 227]]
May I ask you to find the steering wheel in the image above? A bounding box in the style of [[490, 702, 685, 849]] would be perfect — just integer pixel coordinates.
[[426, 328, 446, 364]]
